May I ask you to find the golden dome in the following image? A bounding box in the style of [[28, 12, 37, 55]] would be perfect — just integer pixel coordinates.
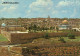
[[62, 20, 68, 24]]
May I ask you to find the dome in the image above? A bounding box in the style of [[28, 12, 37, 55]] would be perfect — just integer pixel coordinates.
[[1, 23, 6, 27], [62, 20, 68, 24]]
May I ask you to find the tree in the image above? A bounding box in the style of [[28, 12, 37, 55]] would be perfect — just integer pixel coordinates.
[[50, 27, 54, 32], [67, 33, 75, 39], [28, 26, 32, 31], [33, 24, 37, 32], [58, 37, 66, 43], [41, 27, 45, 31], [37, 26, 40, 31], [15, 19, 18, 25], [44, 33, 49, 39], [56, 27, 59, 32]]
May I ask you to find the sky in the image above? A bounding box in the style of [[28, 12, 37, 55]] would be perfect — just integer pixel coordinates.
[[0, 0, 80, 18]]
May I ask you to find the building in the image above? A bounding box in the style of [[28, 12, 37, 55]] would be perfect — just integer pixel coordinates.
[[6, 25, 26, 31], [1, 23, 26, 31], [59, 20, 71, 30]]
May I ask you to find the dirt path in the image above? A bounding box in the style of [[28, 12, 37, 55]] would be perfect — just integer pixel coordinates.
[[0, 41, 10, 45]]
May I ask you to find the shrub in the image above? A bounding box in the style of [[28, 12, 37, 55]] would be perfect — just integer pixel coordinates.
[[67, 33, 75, 39], [44, 33, 49, 39], [59, 38, 66, 43], [34, 46, 39, 49]]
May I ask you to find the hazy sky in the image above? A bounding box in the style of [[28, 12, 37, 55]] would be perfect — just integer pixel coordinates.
[[0, 0, 80, 18]]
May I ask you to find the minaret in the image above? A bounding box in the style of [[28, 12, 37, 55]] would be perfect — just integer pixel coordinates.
[[48, 15, 50, 18]]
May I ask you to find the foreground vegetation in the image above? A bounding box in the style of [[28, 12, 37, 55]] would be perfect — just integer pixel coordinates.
[[20, 36, 80, 56]]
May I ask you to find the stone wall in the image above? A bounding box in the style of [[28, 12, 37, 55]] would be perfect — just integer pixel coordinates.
[[10, 33, 45, 44], [1, 30, 80, 44]]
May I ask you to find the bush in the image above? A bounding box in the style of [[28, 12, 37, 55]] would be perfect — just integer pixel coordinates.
[[59, 38, 66, 43], [67, 33, 75, 39], [44, 33, 49, 39], [34, 46, 39, 49]]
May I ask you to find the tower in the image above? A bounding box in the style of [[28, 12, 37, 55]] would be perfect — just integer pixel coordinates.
[[48, 15, 50, 18]]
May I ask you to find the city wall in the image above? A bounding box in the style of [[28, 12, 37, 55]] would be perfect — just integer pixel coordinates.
[[10, 32, 80, 44], [10, 33, 45, 44], [1, 30, 80, 44]]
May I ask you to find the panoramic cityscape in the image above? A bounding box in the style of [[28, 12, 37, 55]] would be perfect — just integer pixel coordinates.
[[0, 0, 80, 56]]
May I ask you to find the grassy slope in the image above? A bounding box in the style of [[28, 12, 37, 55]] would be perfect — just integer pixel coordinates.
[[64, 36, 80, 42], [21, 36, 80, 46], [0, 34, 8, 41], [49, 36, 80, 43]]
